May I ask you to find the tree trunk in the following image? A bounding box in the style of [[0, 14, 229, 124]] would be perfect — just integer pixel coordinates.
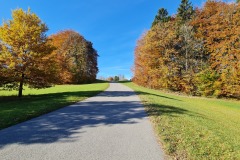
[[18, 73, 24, 98], [185, 48, 188, 72]]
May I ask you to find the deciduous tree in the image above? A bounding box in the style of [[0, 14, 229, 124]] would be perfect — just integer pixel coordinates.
[[0, 9, 57, 97], [50, 30, 98, 84], [192, 1, 240, 98], [133, 0, 240, 99]]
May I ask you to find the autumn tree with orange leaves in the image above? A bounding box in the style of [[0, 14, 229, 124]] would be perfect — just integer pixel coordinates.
[[0, 9, 99, 97], [192, 1, 240, 97], [133, 0, 240, 99], [50, 30, 98, 84]]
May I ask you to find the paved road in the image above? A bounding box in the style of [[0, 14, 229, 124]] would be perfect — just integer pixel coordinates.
[[0, 83, 165, 160]]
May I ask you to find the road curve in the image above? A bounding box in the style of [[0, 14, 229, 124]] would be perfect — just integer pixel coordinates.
[[0, 83, 165, 160]]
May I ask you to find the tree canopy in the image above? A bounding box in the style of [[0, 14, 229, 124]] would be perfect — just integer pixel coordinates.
[[0, 9, 99, 97], [152, 8, 171, 27], [133, 1, 240, 99], [177, 0, 195, 24], [50, 30, 98, 84], [0, 9, 57, 97]]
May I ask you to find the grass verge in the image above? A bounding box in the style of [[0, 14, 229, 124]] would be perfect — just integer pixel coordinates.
[[122, 82, 240, 159], [0, 82, 109, 130]]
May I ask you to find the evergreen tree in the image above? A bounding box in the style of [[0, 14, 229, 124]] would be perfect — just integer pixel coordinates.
[[114, 76, 119, 82], [177, 0, 194, 24], [152, 8, 171, 27]]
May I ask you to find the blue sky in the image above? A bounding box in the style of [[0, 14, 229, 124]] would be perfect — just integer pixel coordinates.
[[1, 0, 208, 79]]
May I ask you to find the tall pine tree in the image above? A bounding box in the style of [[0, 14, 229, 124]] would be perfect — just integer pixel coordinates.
[[152, 8, 171, 27], [177, 0, 194, 24]]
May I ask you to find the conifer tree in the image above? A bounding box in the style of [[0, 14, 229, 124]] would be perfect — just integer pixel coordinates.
[[152, 8, 171, 27], [177, 0, 194, 24]]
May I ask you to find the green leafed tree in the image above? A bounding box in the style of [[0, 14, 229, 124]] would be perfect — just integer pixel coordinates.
[[177, 0, 194, 24], [114, 76, 119, 82], [152, 8, 171, 27], [0, 9, 57, 97]]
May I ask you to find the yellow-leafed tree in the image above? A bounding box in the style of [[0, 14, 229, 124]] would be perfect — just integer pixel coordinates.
[[0, 9, 57, 97]]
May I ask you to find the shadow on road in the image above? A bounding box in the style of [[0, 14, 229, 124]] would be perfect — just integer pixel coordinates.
[[0, 99, 146, 148], [0, 90, 189, 149]]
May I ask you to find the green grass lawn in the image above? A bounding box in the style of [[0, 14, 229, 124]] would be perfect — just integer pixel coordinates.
[[0, 82, 109, 130], [123, 82, 240, 160]]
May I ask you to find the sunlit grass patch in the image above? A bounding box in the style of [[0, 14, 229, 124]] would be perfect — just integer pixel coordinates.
[[123, 82, 240, 159], [0, 82, 109, 130]]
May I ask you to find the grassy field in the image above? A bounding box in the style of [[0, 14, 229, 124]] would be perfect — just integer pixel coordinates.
[[0, 82, 109, 130], [123, 82, 240, 159]]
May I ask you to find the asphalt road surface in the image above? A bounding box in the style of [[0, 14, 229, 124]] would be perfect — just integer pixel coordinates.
[[0, 83, 165, 160]]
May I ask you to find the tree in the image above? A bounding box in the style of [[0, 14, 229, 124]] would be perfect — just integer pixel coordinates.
[[50, 30, 98, 84], [133, 0, 239, 98], [84, 41, 99, 83], [49, 30, 73, 84], [177, 0, 194, 24], [114, 76, 119, 82], [134, 21, 180, 90], [0, 9, 57, 97], [152, 8, 171, 27], [191, 1, 240, 98], [107, 77, 114, 82]]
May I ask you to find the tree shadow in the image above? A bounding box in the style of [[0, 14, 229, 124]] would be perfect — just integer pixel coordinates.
[[0, 99, 146, 149], [100, 91, 137, 97], [0, 90, 102, 101], [0, 89, 194, 150], [119, 82, 182, 101], [136, 91, 182, 101], [144, 103, 203, 118], [0, 90, 104, 129], [99, 90, 181, 101], [118, 81, 131, 83]]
